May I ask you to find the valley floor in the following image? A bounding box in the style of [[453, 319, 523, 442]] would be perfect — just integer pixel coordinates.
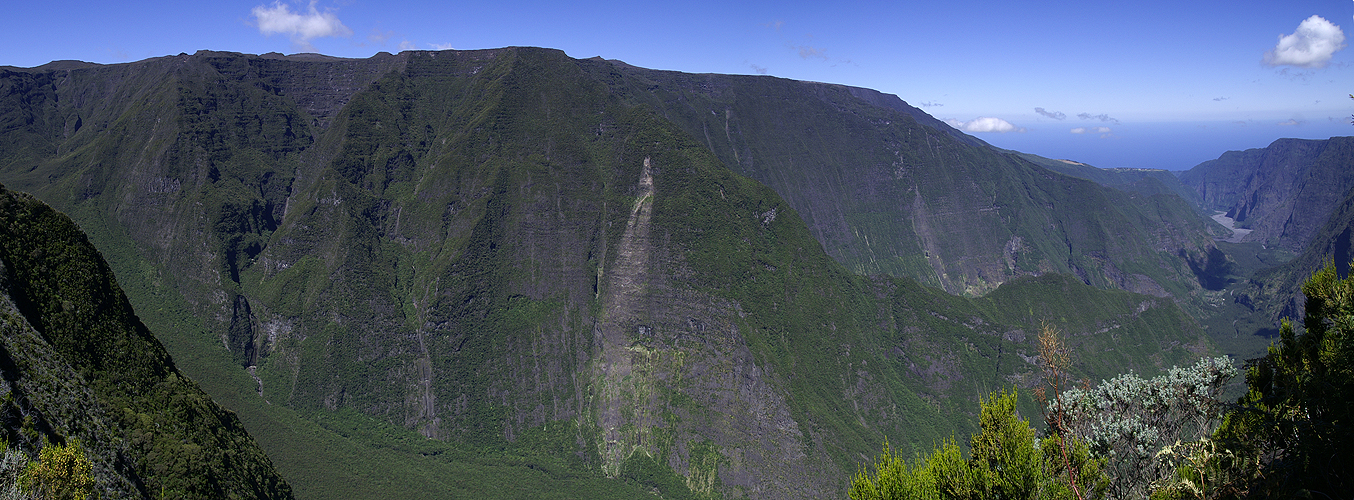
[[1210, 212, 1253, 243]]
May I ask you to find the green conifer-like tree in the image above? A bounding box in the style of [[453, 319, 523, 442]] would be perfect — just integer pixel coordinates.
[[1210, 261, 1354, 498], [849, 388, 1107, 500]]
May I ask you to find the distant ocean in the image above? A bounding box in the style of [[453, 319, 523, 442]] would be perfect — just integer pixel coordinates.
[[982, 118, 1351, 171]]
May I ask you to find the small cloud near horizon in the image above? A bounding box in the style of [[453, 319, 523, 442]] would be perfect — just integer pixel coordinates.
[[1277, 118, 1305, 126], [1035, 107, 1066, 120], [252, 1, 352, 52], [1213, 97, 1229, 101], [918, 101, 943, 107], [1071, 126, 1114, 139], [1070, 126, 1112, 134], [946, 117, 1026, 133], [428, 43, 455, 50], [1263, 15, 1346, 68], [1077, 112, 1120, 124], [398, 41, 416, 51]]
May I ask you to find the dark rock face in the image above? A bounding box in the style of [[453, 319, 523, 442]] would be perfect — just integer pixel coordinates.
[[1243, 185, 1354, 323], [1178, 137, 1354, 251]]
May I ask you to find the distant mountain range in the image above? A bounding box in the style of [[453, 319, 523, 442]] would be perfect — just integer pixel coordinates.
[[0, 47, 1347, 499]]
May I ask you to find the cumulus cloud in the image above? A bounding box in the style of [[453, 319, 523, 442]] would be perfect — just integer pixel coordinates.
[[748, 63, 769, 75], [1077, 112, 1119, 124], [397, 41, 416, 51], [945, 117, 1026, 133], [1263, 15, 1346, 68], [252, 1, 352, 51], [1277, 118, 1305, 126], [429, 43, 455, 50], [1035, 107, 1066, 120]]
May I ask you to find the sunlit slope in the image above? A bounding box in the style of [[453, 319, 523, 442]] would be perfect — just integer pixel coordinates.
[[581, 60, 1221, 301]]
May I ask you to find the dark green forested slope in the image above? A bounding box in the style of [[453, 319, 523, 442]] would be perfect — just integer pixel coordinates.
[[0, 48, 1213, 499], [0, 185, 293, 499]]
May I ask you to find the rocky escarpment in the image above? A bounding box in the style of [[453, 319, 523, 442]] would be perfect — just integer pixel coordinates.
[[588, 156, 838, 497], [0, 48, 1215, 499], [581, 59, 1220, 302], [1178, 137, 1354, 251], [1239, 184, 1354, 323]]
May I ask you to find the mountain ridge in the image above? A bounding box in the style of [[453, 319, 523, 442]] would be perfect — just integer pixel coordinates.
[[1, 47, 1217, 499], [579, 57, 1223, 302], [1177, 136, 1354, 251]]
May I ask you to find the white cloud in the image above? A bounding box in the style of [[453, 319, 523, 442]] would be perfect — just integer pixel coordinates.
[[1071, 126, 1112, 135], [1263, 15, 1346, 68], [398, 40, 417, 51], [1277, 118, 1304, 126], [946, 117, 1025, 133], [252, 1, 353, 52], [429, 43, 455, 50]]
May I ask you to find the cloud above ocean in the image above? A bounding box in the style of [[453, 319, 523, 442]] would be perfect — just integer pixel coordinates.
[[1263, 15, 1346, 68]]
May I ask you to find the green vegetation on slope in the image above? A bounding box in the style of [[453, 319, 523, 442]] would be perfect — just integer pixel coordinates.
[[581, 59, 1221, 305], [1213, 262, 1354, 497], [0, 49, 1216, 499], [0, 184, 293, 499]]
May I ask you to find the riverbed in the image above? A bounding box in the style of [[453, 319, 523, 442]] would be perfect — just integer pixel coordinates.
[[1211, 212, 1253, 243]]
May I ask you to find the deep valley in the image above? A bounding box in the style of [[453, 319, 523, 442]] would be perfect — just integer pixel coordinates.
[[1, 48, 1350, 499]]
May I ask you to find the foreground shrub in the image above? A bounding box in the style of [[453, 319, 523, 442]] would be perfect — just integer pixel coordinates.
[[850, 388, 1106, 500]]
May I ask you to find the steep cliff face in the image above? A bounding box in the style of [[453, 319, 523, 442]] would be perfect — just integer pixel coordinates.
[[578, 60, 1220, 301], [1178, 137, 1354, 251], [0, 48, 1212, 499], [1239, 185, 1354, 323], [0, 185, 293, 499]]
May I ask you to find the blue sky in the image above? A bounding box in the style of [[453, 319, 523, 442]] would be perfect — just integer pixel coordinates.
[[4, 0, 1351, 170]]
